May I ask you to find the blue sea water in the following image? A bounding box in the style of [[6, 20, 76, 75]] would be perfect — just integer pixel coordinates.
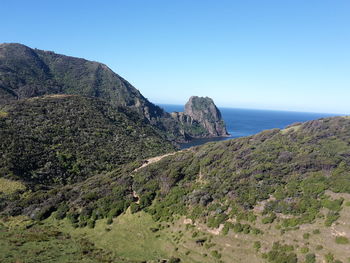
[[157, 104, 340, 148]]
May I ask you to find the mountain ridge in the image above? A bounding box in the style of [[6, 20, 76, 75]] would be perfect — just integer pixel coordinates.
[[0, 43, 228, 143]]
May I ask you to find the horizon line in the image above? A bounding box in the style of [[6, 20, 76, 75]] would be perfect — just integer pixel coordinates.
[[154, 102, 346, 116]]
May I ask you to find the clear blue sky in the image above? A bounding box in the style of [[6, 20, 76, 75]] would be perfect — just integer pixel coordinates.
[[1, 0, 349, 114]]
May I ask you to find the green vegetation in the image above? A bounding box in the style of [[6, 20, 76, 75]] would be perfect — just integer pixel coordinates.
[[335, 236, 349, 244], [0, 110, 8, 118], [211, 250, 222, 259], [253, 241, 261, 251], [0, 43, 227, 142], [0, 85, 350, 263], [300, 247, 309, 254], [0, 178, 26, 195], [262, 242, 297, 263], [0, 95, 173, 186], [0, 218, 120, 263], [305, 253, 316, 263], [131, 117, 350, 233]]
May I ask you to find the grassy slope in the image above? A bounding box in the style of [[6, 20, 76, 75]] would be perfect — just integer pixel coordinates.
[[0, 216, 119, 263], [64, 197, 350, 263], [1, 192, 350, 263]]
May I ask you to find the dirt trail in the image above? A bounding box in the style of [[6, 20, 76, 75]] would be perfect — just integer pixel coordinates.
[[133, 150, 185, 173], [131, 149, 188, 203]]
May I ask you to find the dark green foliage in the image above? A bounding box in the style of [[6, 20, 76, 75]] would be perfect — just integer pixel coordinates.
[[131, 117, 350, 229], [0, 43, 225, 142], [146, 187, 189, 222], [55, 203, 69, 220], [222, 222, 232, 235], [312, 229, 320, 234], [140, 192, 156, 209], [67, 212, 79, 225], [303, 233, 310, 239], [130, 203, 140, 214], [300, 247, 309, 254], [106, 217, 113, 225], [207, 213, 228, 228], [305, 253, 316, 263], [335, 236, 349, 244], [262, 213, 277, 224], [262, 242, 297, 263], [325, 253, 335, 263], [0, 43, 164, 126], [0, 95, 173, 185], [32, 205, 56, 221], [87, 219, 96, 229], [322, 198, 344, 212], [211, 250, 222, 259], [325, 211, 340, 227], [254, 241, 261, 251], [169, 257, 181, 263]]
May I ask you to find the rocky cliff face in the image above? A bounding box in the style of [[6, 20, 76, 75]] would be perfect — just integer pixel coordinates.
[[171, 96, 229, 138]]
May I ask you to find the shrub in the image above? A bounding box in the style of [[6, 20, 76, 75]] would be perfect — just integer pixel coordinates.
[[262, 213, 277, 224], [87, 219, 95, 228], [169, 257, 181, 263], [211, 250, 221, 259], [305, 253, 316, 263], [233, 223, 243, 233], [303, 233, 310, 239], [325, 253, 334, 263], [150, 227, 159, 233], [322, 198, 344, 212], [263, 242, 297, 263], [67, 212, 79, 225], [312, 229, 320, 234], [55, 203, 69, 220], [106, 217, 113, 225], [253, 241, 261, 251], [130, 203, 140, 214], [222, 222, 233, 235], [325, 211, 340, 227], [33, 205, 56, 221], [315, 245, 323, 251], [335, 236, 349, 244], [300, 247, 309, 254]]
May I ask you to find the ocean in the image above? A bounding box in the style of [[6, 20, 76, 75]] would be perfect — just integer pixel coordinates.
[[157, 104, 340, 149]]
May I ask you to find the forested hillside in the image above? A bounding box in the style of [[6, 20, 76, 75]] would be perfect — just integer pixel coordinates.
[[0, 43, 228, 142], [0, 95, 174, 185], [1, 116, 350, 263]]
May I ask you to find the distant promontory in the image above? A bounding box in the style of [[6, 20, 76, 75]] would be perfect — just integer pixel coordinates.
[[170, 96, 229, 138]]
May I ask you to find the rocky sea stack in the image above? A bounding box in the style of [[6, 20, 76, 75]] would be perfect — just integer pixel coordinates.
[[170, 96, 229, 138]]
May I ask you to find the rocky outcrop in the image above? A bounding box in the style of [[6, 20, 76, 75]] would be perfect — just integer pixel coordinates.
[[171, 96, 229, 138], [184, 96, 229, 136]]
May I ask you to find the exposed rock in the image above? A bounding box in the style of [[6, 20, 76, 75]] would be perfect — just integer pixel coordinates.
[[171, 96, 229, 138]]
